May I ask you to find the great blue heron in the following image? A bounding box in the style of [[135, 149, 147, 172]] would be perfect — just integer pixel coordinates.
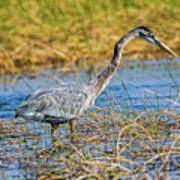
[[15, 26, 177, 137]]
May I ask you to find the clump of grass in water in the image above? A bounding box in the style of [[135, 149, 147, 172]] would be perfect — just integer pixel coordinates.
[[35, 108, 179, 179], [0, 95, 179, 179]]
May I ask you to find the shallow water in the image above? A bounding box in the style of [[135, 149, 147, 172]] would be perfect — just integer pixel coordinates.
[[0, 59, 180, 179]]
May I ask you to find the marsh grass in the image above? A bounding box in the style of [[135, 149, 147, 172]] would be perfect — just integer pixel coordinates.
[[0, 83, 180, 179], [0, 0, 180, 74], [0, 108, 179, 179]]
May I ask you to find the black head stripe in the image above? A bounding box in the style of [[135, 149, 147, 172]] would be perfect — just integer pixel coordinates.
[[136, 26, 153, 33]]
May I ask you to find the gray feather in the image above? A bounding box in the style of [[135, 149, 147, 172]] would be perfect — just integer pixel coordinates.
[[16, 82, 92, 123]]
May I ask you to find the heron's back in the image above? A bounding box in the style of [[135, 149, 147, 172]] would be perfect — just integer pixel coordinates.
[[15, 83, 92, 123]]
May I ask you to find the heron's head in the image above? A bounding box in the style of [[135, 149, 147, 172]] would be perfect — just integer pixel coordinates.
[[135, 26, 177, 57]]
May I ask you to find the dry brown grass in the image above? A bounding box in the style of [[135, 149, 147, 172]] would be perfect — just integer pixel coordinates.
[[0, 107, 179, 179], [0, 0, 180, 75]]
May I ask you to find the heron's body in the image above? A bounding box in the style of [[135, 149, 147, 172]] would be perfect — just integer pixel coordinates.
[[15, 26, 177, 135], [16, 82, 94, 122]]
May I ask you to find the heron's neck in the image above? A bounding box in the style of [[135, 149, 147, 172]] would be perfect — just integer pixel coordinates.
[[89, 31, 136, 97]]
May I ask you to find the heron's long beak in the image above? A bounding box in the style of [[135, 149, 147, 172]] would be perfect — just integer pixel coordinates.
[[154, 37, 177, 57]]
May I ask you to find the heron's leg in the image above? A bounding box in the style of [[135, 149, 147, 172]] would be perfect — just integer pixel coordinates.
[[68, 119, 76, 143], [69, 119, 76, 133], [50, 123, 59, 140]]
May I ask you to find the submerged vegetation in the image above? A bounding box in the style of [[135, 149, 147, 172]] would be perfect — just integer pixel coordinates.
[[0, 0, 179, 74]]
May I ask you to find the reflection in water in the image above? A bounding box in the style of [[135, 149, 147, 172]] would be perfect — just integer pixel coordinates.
[[0, 59, 180, 179]]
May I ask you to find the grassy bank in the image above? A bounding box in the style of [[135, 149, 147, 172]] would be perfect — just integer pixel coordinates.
[[0, 0, 179, 74]]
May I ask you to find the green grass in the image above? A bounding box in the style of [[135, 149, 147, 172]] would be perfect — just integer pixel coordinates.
[[0, 0, 179, 74]]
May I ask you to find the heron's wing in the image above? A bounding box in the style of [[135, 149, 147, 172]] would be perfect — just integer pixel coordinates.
[[16, 84, 89, 122]]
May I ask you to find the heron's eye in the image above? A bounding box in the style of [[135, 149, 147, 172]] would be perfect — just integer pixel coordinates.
[[139, 32, 146, 37], [149, 33, 154, 39]]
